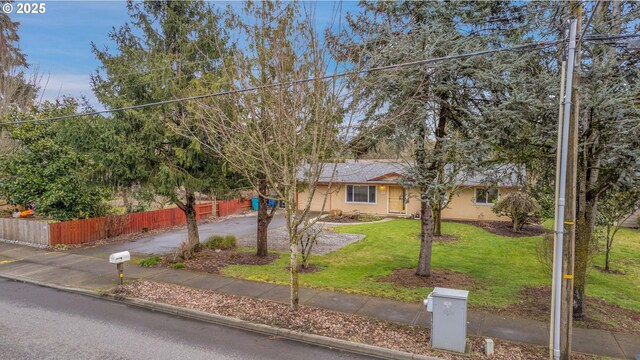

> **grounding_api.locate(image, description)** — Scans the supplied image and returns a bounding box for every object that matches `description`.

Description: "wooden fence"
[0,218,49,246]
[48,199,250,246]
[217,198,251,217]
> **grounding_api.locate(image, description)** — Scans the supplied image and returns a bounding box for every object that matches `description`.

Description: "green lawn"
[223,219,640,312]
[587,227,640,310]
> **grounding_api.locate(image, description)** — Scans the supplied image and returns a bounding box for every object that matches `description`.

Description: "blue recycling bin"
[251,197,259,211]
[267,199,276,207]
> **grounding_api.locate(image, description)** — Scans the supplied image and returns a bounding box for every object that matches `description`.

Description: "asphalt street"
[0,279,374,360]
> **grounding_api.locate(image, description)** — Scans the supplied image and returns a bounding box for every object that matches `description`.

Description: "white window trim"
[345,184,378,205]
[474,187,499,206]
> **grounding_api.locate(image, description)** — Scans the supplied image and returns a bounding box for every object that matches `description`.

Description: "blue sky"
[12,0,359,110]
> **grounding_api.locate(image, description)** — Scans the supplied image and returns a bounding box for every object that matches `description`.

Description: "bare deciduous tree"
[183,3,361,310]
[597,185,640,272]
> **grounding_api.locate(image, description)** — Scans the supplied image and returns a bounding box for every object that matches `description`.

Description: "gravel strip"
[117,280,593,360]
[237,224,365,254]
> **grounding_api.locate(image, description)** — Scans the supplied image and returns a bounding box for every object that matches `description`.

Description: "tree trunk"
[604,224,612,272]
[430,96,448,239]
[433,205,442,236]
[415,111,436,277]
[174,190,200,261]
[257,175,270,257]
[417,196,434,277]
[185,190,200,250]
[122,187,133,213]
[290,232,299,311]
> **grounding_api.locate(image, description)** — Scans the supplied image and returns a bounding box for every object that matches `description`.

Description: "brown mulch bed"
[450,220,550,238]
[317,215,383,223]
[593,265,626,275]
[176,248,279,274]
[478,286,640,336]
[115,280,595,360]
[378,269,477,290]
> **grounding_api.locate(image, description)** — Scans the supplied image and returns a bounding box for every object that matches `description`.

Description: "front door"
[388,186,405,213]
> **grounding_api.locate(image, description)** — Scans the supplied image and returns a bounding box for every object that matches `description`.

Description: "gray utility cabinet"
[424,287,469,353]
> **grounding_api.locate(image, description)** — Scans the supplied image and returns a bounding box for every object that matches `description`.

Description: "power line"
[1,40,563,126]
[584,33,640,41]
[2,34,636,126]
[577,0,600,48]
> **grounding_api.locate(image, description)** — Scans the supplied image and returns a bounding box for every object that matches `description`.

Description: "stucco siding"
[441,187,514,221]
[297,185,333,212]
[298,184,392,214]
[298,184,515,221]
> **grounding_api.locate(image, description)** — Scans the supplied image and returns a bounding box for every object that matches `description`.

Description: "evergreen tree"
[1,5,39,156]
[330,1,517,276]
[91,0,233,259]
[472,1,640,318]
[570,1,640,318]
[0,98,111,220]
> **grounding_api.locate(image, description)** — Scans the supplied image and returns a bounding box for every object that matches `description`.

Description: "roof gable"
[367,172,403,182]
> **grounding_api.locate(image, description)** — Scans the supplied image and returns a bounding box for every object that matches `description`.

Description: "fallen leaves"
[116,280,596,360]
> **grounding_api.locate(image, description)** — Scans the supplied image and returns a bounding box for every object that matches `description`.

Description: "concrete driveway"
[74,214,286,257]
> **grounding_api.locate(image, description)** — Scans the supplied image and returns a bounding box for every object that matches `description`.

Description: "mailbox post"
[109,251,131,285]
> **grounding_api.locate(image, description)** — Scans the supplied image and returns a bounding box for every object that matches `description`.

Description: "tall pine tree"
[91,0,233,259]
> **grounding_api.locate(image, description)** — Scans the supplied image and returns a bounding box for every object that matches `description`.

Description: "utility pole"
[561,3,582,359]
[551,13,578,360]
[549,60,565,360]
[561,14,579,360]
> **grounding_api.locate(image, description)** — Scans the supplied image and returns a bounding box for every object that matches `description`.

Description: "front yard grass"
[223,219,640,313]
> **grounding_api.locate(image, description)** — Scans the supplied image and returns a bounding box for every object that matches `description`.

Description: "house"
[297,160,522,221]
[621,208,640,228]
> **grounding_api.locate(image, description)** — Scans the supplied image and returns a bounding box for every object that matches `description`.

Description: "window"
[346,185,377,204]
[475,188,498,205]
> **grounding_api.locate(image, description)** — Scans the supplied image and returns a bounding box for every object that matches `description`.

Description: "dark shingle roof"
[309,160,522,187]
[316,160,407,184]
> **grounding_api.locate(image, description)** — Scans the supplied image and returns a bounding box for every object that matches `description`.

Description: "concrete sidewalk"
[0,242,637,359]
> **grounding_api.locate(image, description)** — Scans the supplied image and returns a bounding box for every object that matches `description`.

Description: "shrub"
[139,256,160,267]
[536,231,600,275]
[205,235,237,250]
[492,191,541,232]
[173,262,185,269]
[536,234,554,275]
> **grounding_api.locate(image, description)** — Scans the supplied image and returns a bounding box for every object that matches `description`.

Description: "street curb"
[0,273,440,360]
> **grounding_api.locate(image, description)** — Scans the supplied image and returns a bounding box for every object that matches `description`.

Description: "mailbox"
[109,251,131,264]
[109,251,130,285]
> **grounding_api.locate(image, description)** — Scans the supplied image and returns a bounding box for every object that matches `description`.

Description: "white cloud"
[36,73,103,110]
